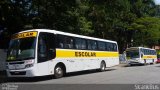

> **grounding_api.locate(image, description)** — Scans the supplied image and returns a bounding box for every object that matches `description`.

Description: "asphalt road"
[2,64,160,84]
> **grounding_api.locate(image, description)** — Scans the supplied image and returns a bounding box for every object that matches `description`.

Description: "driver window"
[38,32,55,63]
[39,37,47,57]
[38,35,47,63]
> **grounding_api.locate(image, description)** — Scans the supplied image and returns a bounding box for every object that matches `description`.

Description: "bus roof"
[17,29,117,44]
[126,47,156,51]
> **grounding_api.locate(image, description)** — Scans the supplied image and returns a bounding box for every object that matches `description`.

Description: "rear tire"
[100,61,106,72]
[152,59,154,64]
[129,64,133,66]
[54,65,64,79]
[144,59,147,65]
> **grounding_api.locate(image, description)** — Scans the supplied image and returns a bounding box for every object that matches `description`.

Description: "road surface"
[2,64,160,84]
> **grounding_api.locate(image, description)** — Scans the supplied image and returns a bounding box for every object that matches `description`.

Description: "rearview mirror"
[141,53,144,58]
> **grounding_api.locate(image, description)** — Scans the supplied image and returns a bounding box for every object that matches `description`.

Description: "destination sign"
[12,32,37,39]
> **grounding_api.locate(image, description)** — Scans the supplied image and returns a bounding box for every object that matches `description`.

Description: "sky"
[154,0,160,5]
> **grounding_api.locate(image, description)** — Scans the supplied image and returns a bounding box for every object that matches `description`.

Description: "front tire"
[54,65,64,79]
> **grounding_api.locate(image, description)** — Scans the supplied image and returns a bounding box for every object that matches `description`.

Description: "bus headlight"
[25,64,34,68]
[25,60,34,68]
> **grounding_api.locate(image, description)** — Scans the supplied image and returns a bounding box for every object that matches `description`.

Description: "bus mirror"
[141,53,144,58]
[49,49,55,53]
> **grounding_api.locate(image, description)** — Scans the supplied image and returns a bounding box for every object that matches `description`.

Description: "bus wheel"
[100,61,106,72]
[144,59,147,65]
[54,65,64,79]
[152,59,154,64]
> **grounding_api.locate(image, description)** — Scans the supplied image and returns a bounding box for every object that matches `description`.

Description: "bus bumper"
[127,60,143,65]
[6,68,38,77]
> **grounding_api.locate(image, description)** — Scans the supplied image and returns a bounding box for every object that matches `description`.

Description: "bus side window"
[152,50,154,55]
[144,49,146,55]
[75,38,82,49]
[64,36,74,49]
[92,41,97,50]
[106,43,112,51]
[113,43,117,51]
[81,39,86,49]
[87,40,92,50]
[105,42,109,51]
[57,35,64,48]
[98,41,105,51]
[87,40,97,50]
[57,35,74,49]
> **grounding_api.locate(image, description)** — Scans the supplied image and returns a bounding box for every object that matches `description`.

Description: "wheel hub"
[56,67,62,75]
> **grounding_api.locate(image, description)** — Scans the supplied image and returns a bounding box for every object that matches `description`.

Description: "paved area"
[1,64,160,84]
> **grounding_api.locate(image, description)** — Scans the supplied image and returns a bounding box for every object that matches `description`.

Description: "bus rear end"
[125,48,143,65]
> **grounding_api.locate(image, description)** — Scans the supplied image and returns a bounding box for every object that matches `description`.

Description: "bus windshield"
[7,37,36,61]
[126,50,140,59]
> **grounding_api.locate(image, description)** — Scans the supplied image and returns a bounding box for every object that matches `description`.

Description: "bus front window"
[7,37,36,61]
[126,50,140,59]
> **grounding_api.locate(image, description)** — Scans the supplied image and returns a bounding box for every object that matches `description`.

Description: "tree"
[129,17,160,47]
[0,0,159,51]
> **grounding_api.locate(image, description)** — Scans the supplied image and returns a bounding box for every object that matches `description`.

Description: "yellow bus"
[125,47,157,65]
[6,29,119,78]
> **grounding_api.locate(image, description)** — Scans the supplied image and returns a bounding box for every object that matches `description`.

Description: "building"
[152,45,160,50]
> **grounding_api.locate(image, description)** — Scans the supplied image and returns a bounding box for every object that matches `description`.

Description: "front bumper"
[6,67,37,77]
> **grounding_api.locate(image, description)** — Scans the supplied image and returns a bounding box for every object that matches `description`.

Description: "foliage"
[130,17,160,47]
[0,0,159,52]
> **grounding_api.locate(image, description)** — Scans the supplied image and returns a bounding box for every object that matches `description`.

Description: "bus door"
[37,32,55,75]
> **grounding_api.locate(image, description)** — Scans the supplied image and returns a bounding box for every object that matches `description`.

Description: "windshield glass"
[7,37,36,61]
[126,50,140,59]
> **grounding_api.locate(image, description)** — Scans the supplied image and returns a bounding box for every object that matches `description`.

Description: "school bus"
[125,47,157,65]
[6,29,119,78]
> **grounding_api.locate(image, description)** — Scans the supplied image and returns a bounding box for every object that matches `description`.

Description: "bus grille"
[10,71,26,75]
[9,62,24,65]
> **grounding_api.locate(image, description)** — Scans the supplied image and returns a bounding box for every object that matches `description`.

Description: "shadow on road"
[65,69,116,78]
[1,69,116,83]
[0,76,54,83]
[123,64,145,67]
[123,63,159,68]
[155,64,160,67]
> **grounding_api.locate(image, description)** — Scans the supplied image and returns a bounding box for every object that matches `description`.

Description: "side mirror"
[141,53,144,58]
[49,49,55,54]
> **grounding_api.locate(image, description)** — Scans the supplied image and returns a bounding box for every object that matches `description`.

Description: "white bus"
[125,47,157,65]
[6,29,119,78]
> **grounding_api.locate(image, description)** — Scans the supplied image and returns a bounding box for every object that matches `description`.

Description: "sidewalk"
[118,63,128,67]
[111,63,128,70]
